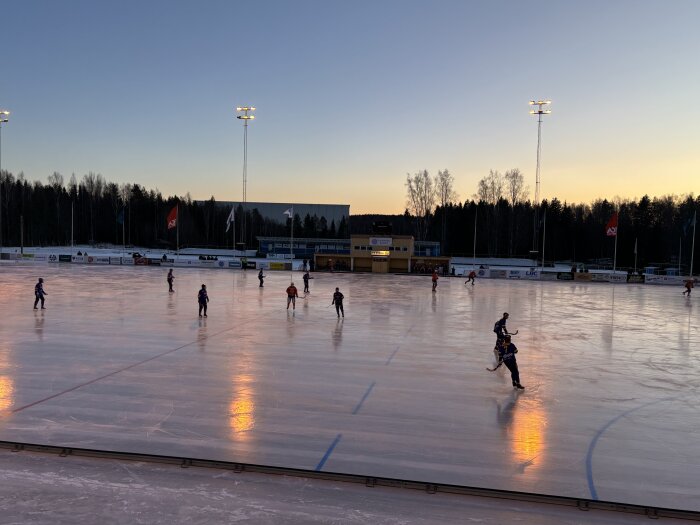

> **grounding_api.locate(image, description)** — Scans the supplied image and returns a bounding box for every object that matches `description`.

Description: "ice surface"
[0,264,698,511]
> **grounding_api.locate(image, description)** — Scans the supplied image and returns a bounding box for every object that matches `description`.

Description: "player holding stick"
[489,335,524,389]
[492,312,518,361]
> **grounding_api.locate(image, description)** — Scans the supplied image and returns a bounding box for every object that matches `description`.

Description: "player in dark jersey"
[198,284,209,317]
[493,312,512,361]
[303,271,310,294]
[332,287,344,318]
[167,269,174,293]
[258,269,265,288]
[33,278,47,309]
[497,335,524,390]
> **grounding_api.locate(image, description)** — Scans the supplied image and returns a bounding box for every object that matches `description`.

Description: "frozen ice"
[0,264,698,512]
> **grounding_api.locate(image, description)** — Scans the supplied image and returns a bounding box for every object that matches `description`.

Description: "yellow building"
[314,234,449,274]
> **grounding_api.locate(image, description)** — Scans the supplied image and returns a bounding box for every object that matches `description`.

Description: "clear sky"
[1,0,699,213]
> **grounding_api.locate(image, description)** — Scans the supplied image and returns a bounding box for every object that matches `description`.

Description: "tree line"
[403,168,698,271]
[0,171,347,250]
[0,168,697,272]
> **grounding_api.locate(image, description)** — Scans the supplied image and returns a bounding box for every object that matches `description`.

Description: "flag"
[225,207,235,232]
[167,205,178,230]
[116,208,124,225]
[634,237,637,255]
[283,207,293,218]
[683,213,697,236]
[605,212,618,237]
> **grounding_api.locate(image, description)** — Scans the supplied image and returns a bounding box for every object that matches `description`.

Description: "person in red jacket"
[682,279,694,296]
[431,270,439,292]
[286,282,299,310]
[465,270,477,285]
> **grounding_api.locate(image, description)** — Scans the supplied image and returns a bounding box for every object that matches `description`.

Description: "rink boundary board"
[2,440,699,521]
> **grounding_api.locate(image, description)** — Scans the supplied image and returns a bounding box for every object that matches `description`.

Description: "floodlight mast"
[529,100,551,256]
[236,106,255,250]
[0,109,10,254]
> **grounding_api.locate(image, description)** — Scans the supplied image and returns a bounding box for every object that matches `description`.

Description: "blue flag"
[117,208,124,225]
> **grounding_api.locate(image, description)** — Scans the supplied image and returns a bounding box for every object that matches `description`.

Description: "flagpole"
[290,206,294,279]
[541,208,547,270]
[691,210,697,277]
[679,237,682,274]
[613,226,618,273]
[634,237,637,274]
[472,206,477,269]
[176,203,180,256]
[122,206,125,259]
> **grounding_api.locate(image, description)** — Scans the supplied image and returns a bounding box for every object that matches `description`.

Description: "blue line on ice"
[315,434,342,471]
[585,396,678,500]
[352,382,376,414]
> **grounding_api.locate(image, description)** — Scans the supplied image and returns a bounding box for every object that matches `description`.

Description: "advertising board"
[644,275,687,285]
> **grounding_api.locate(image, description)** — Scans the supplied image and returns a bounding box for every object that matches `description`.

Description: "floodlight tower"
[236,106,255,250]
[529,99,551,254]
[0,109,9,254]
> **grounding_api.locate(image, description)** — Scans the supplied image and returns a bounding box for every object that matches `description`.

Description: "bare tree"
[405,170,435,241]
[504,168,528,256]
[435,169,458,249]
[475,170,504,205]
[504,169,528,207]
[474,170,505,255]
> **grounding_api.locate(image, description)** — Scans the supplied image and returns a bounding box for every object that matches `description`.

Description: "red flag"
[605,212,618,237]
[167,205,178,230]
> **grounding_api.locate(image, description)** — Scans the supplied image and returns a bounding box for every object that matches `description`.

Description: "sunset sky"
[1,0,699,213]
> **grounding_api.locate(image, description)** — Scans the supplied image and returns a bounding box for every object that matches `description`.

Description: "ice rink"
[0,264,698,514]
